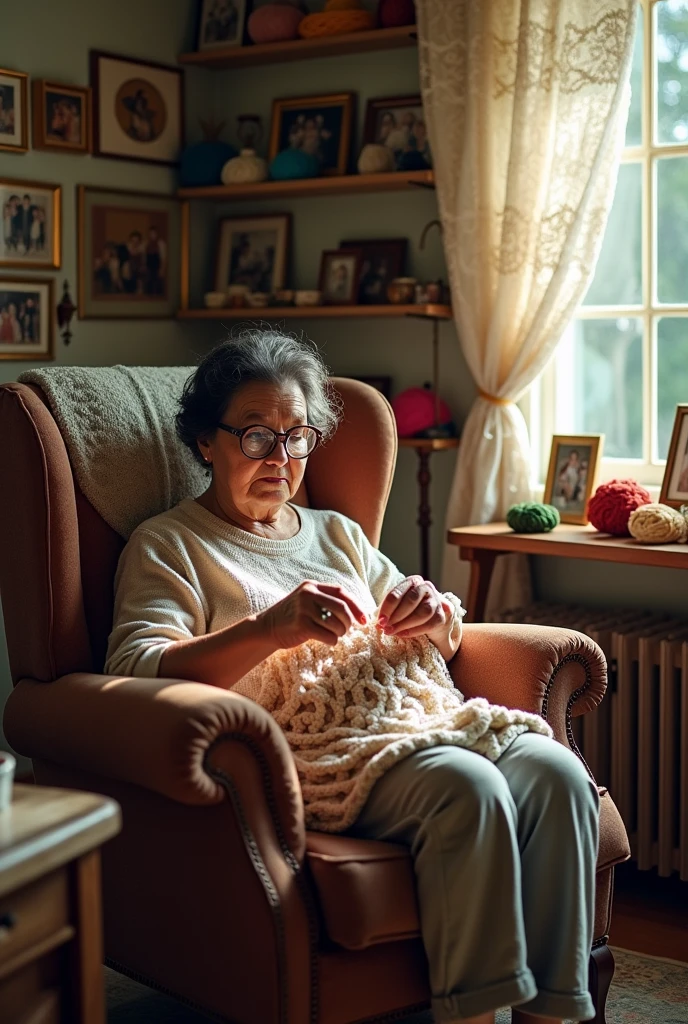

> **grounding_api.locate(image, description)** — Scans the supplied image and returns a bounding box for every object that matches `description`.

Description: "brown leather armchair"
[0,375,630,1024]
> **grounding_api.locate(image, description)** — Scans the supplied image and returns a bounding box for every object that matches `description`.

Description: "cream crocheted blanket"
[256,623,554,832]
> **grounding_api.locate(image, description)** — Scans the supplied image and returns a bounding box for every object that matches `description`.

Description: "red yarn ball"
[587,479,652,536]
[391,386,451,437]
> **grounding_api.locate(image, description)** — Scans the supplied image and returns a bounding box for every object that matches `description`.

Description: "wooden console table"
[447,522,688,621]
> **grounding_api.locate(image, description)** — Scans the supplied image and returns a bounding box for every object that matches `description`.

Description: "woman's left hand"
[376,575,451,642]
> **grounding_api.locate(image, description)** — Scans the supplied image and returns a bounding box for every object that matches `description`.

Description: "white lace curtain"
[416,0,638,614]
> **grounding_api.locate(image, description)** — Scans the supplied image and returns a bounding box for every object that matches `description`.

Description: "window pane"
[583,163,642,306]
[656,0,688,144]
[656,317,688,458]
[626,5,643,146]
[564,319,643,459]
[656,155,688,302]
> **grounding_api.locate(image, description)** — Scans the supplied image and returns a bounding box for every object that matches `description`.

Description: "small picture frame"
[196,0,249,51]
[339,237,407,304]
[319,248,363,306]
[363,95,431,171]
[32,80,91,154]
[269,93,355,176]
[0,178,61,270]
[90,50,184,166]
[215,213,290,294]
[543,434,604,525]
[0,68,28,153]
[659,405,688,509]
[0,277,54,361]
[77,185,181,319]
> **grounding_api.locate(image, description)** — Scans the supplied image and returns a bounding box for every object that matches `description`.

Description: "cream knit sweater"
[106,499,553,831]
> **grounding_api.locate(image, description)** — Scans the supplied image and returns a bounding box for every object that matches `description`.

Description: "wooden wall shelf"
[177,170,434,201]
[178,303,452,321]
[178,25,417,70]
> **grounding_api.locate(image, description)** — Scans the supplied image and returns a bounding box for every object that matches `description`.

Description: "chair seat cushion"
[306,786,630,951]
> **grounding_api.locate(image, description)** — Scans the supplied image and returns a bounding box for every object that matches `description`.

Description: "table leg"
[415,448,432,580]
[461,547,498,621]
[69,850,106,1024]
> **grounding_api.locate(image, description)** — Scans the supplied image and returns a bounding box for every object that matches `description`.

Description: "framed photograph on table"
[90,50,184,165]
[269,93,355,176]
[659,405,688,509]
[543,434,604,525]
[214,213,290,295]
[0,178,61,270]
[195,0,249,51]
[32,80,90,153]
[0,277,54,361]
[364,95,431,171]
[319,248,363,306]
[0,68,28,153]
[340,237,407,304]
[77,185,181,319]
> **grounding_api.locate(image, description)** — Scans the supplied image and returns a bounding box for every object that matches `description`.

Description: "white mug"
[0,752,16,811]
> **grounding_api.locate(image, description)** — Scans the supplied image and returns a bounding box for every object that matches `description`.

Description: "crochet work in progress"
[255,623,554,832]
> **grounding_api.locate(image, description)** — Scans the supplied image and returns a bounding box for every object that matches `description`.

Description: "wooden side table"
[400,437,460,579]
[0,783,121,1024]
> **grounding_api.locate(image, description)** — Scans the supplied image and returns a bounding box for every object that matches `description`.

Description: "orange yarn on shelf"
[587,479,652,536]
[298,9,375,37]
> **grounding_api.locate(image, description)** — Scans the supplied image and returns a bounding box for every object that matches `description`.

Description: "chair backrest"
[0,375,397,684]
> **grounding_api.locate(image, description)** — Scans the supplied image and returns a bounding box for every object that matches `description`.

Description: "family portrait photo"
[0,181,59,269]
[341,238,407,304]
[0,279,52,360]
[544,435,603,524]
[197,0,247,50]
[91,206,169,298]
[319,249,362,306]
[365,96,432,171]
[0,70,27,152]
[78,186,180,319]
[32,81,90,153]
[270,94,354,175]
[660,405,688,507]
[215,215,290,296]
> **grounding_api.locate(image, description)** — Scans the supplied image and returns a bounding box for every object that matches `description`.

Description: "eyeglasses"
[217,422,322,460]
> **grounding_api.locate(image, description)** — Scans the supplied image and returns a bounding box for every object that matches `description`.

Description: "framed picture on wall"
[0,178,61,270]
[363,95,431,171]
[77,185,181,319]
[195,0,249,51]
[214,214,290,295]
[269,93,355,176]
[543,434,604,525]
[0,68,28,153]
[32,80,91,154]
[0,277,54,361]
[339,237,407,304]
[659,405,688,509]
[90,50,184,165]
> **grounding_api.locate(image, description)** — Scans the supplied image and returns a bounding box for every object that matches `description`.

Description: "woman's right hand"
[259,580,368,650]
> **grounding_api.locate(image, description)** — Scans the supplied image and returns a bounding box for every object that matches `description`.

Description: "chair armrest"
[3,672,306,861]
[449,623,607,747]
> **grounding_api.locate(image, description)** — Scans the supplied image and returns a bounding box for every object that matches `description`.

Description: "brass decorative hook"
[419,218,442,249]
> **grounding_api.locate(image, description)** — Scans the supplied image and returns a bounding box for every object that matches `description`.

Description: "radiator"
[495,603,688,880]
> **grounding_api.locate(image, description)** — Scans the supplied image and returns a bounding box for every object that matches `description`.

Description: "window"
[534,0,688,488]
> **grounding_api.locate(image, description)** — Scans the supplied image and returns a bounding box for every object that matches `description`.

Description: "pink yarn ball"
[247,4,304,44]
[391,387,451,438]
[587,479,652,536]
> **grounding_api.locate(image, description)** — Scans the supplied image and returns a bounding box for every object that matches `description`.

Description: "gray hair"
[176,326,342,466]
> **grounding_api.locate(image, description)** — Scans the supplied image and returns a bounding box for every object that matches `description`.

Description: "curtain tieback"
[477,388,512,407]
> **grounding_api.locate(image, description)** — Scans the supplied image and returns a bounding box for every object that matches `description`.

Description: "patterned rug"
[105,947,688,1023]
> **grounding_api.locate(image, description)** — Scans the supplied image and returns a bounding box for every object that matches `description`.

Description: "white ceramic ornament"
[357,143,395,174]
[222,148,269,185]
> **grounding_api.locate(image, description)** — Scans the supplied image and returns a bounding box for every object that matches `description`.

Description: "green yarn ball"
[506,502,560,533]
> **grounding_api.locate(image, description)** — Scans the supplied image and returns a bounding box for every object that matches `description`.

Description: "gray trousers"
[345,732,599,1023]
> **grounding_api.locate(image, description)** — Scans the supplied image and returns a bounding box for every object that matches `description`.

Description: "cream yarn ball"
[357,143,395,173]
[628,502,688,544]
[221,149,268,185]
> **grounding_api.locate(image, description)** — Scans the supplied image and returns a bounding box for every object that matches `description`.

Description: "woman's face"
[199,379,310,519]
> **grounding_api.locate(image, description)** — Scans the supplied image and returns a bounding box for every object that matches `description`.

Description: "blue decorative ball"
[269,148,320,181]
[180,140,238,187]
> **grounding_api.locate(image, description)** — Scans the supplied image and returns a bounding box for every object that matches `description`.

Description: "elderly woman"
[105,330,599,1024]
